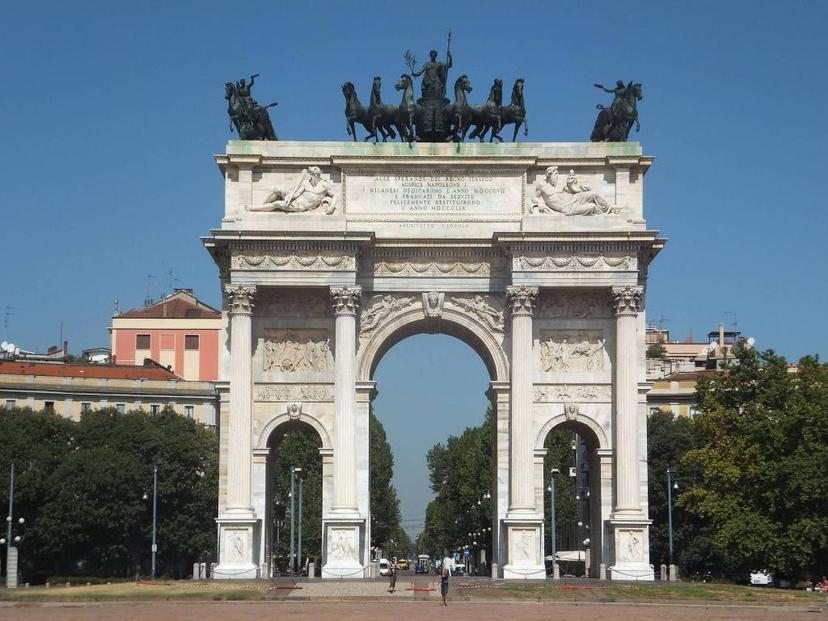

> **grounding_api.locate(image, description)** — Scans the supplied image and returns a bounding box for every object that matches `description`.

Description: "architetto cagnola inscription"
[204,140,665,580]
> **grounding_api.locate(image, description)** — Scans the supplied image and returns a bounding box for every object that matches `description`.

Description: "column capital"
[506,285,539,316]
[610,286,643,316]
[224,284,257,314]
[330,286,362,316]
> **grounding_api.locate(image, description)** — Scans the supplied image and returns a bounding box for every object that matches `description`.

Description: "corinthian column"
[330,286,361,513]
[506,285,538,513]
[225,284,256,512]
[611,285,644,515]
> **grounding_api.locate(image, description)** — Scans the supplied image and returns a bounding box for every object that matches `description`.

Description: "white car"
[750,570,773,586]
[378,558,390,576]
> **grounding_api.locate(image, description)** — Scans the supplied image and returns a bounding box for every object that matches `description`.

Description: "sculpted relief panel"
[539,329,606,372]
[263,329,332,373]
[537,291,611,318]
[255,384,334,402]
[534,384,611,402]
[359,294,418,338]
[257,289,330,318]
[448,295,505,332]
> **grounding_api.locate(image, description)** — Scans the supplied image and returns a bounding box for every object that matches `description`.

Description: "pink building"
[110,289,221,381]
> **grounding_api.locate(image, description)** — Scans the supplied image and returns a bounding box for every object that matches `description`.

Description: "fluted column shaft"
[225,285,256,511]
[612,286,644,514]
[507,285,538,512]
[331,287,361,512]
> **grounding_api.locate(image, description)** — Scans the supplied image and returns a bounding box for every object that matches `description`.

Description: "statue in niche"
[452,295,503,332]
[246,166,337,214]
[532,166,614,216]
[264,331,331,372]
[360,295,416,334]
[540,330,605,372]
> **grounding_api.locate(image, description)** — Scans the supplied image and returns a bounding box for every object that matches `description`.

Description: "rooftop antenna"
[723,310,738,330]
[166,267,179,296]
[113,299,120,315]
[656,314,669,330]
[3,305,14,334]
[145,274,156,306]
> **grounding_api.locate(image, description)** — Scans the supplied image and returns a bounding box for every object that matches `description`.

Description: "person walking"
[388,563,397,593]
[440,566,449,606]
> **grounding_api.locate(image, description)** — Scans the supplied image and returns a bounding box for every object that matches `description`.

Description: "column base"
[608,516,653,581]
[321,518,366,579]
[213,516,260,580]
[502,518,546,580]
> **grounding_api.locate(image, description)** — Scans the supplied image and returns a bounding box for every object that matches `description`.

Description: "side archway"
[256,410,332,451]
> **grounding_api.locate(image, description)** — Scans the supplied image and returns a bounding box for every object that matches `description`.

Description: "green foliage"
[0,406,218,580]
[419,406,493,556]
[647,342,667,359]
[369,407,402,550]
[680,349,828,580]
[542,429,578,554]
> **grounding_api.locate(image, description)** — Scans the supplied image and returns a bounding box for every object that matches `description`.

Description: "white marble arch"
[535,416,612,578]
[252,413,333,579]
[356,303,509,383]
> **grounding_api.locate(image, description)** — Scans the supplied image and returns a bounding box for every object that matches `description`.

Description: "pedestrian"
[440,566,449,606]
[388,563,397,593]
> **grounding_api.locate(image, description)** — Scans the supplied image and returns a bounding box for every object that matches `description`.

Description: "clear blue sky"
[2,1,827,536]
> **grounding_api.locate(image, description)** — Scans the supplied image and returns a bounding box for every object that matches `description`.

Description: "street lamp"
[149,464,158,579]
[297,475,304,575]
[3,464,25,589]
[547,468,560,580]
[289,466,302,574]
[667,468,679,567]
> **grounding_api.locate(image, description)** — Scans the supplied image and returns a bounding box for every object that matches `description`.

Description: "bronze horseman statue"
[590,80,643,142]
[225,74,279,141]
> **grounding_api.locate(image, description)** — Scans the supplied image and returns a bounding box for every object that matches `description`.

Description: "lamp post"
[667,468,678,568]
[547,468,560,579]
[2,463,25,589]
[143,464,159,579]
[297,476,304,575]
[289,466,302,574]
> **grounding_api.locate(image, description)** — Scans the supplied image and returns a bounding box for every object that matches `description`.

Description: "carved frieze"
[534,384,611,402]
[255,384,334,402]
[515,255,633,271]
[360,294,417,336]
[257,289,329,318]
[537,291,611,319]
[539,329,606,372]
[369,259,503,277]
[263,329,332,373]
[448,294,504,332]
[232,254,355,271]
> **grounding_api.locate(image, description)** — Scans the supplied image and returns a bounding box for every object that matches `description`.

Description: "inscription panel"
[344,168,523,220]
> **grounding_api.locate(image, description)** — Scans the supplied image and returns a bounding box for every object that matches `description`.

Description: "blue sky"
[2,1,827,536]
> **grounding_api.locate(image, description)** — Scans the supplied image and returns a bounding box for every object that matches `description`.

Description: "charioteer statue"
[404,32,454,141]
[590,80,643,142]
[225,73,279,141]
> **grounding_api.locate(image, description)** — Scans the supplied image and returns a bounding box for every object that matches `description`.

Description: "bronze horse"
[342,81,394,142]
[394,74,419,142]
[368,76,400,142]
[499,79,528,142]
[467,79,503,142]
[591,82,643,142]
[447,74,473,142]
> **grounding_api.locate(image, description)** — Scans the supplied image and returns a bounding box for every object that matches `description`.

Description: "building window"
[116,403,126,414]
[185,335,200,350]
[150,404,161,415]
[185,405,194,419]
[44,401,54,411]
[4,399,15,409]
[649,406,661,416]
[689,406,699,418]
[136,334,151,349]
[81,402,92,413]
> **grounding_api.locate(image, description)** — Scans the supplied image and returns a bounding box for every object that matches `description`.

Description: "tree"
[680,348,828,581]
[542,429,578,557]
[369,407,405,553]
[647,342,667,359]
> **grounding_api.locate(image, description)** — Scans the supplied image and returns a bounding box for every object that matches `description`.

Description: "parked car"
[379,558,391,576]
[750,570,773,586]
[395,559,409,570]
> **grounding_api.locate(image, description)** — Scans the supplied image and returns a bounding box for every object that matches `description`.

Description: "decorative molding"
[537,291,611,319]
[539,330,606,372]
[515,255,632,271]
[224,285,257,314]
[611,285,644,316]
[534,384,611,402]
[506,285,539,316]
[564,402,580,422]
[448,294,505,332]
[370,260,498,277]
[232,254,355,271]
[422,292,445,318]
[286,402,303,419]
[263,329,332,372]
[359,294,417,336]
[255,384,334,402]
[330,286,362,315]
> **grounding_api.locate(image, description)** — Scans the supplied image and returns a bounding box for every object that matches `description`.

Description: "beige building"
[0,359,217,426]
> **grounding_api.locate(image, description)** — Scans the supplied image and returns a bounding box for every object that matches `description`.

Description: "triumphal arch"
[204,140,663,580]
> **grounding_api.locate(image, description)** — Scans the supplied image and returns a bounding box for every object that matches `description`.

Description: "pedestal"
[213,517,259,579]
[608,518,653,580]
[502,519,545,580]
[321,519,366,579]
